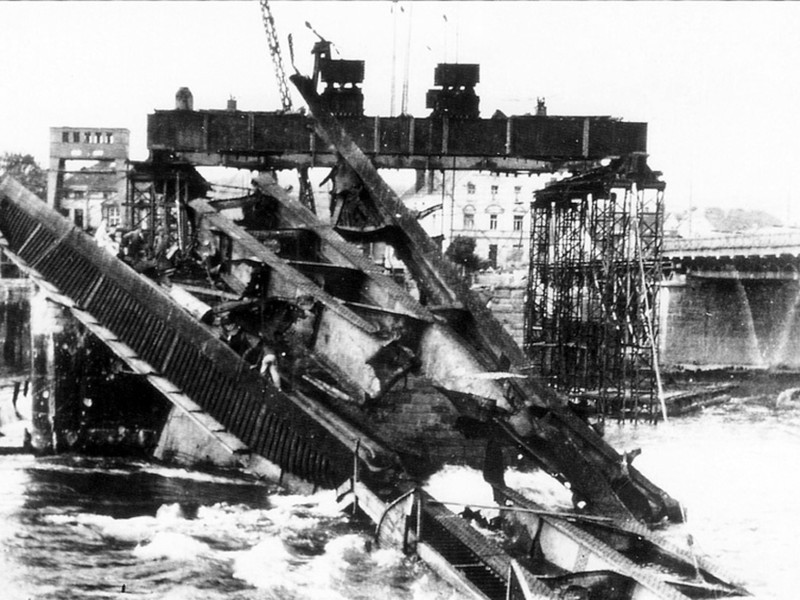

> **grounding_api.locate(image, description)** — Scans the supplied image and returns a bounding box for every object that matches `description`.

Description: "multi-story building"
[402,170,557,269]
[47,127,129,231]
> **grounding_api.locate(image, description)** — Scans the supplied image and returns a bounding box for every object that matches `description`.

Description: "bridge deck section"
[0,176,364,487]
[664,232,800,260]
[148,109,647,172]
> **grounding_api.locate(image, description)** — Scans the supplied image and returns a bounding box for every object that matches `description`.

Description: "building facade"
[402,170,558,270]
[47,127,129,232]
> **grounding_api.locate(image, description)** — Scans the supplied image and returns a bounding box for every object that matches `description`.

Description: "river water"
[0,381,798,600]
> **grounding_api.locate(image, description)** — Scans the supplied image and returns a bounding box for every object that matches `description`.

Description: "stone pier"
[472,271,527,348]
[660,274,800,369]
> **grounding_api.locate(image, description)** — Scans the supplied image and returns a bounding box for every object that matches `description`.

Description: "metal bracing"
[524,159,665,421]
[125,162,210,259]
[524,203,554,385]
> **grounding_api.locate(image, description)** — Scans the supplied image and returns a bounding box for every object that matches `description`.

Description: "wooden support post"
[415,487,423,548]
[352,438,360,517]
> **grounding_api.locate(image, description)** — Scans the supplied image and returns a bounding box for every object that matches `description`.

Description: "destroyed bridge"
[0,56,747,600]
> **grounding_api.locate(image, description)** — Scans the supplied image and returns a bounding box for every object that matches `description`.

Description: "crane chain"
[259,0,293,112]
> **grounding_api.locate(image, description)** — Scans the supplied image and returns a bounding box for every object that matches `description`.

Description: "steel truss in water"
[524,155,666,422]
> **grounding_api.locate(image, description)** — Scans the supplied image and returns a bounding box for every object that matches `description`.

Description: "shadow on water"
[22,456,277,518]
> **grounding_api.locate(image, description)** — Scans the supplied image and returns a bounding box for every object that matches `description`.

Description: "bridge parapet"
[664,232,800,259]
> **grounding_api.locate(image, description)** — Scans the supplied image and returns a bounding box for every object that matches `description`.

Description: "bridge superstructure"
[146,59,664,418]
[664,230,800,263]
[147,108,646,174]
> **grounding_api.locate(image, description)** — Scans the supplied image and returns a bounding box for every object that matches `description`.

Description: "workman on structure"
[258,342,282,391]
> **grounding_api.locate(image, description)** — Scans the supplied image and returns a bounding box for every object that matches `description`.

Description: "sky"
[2,1,800,219]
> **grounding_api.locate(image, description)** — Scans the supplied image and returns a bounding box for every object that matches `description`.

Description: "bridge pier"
[661,273,800,369]
[27,285,173,455]
[0,277,31,377]
[29,288,67,453]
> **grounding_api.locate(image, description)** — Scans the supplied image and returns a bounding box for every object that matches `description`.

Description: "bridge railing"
[664,231,800,256]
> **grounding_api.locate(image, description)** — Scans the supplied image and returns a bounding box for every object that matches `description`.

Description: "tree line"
[0,153,47,198]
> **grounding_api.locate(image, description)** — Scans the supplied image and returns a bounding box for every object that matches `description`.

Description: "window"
[104,205,121,228]
[514,185,522,202]
[491,184,498,197]
[488,244,498,269]
[489,214,498,230]
[463,204,476,230]
[467,182,476,195]
[93,132,102,144]
[105,132,114,144]
[513,215,524,231]
[73,132,80,143]
[84,132,92,143]
[62,132,70,143]
[73,208,84,229]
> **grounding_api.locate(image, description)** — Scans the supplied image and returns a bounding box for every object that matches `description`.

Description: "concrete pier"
[29,288,65,453]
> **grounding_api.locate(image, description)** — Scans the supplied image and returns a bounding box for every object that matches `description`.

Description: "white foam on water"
[27,461,136,477]
[268,489,342,518]
[504,467,574,510]
[231,535,309,594]
[45,512,159,543]
[138,463,271,487]
[231,521,456,600]
[309,533,371,575]
[290,534,408,600]
[194,502,277,547]
[155,502,186,523]
[262,490,346,542]
[408,573,467,600]
[44,503,194,546]
[133,531,211,561]
[424,464,496,508]
[229,492,360,596]
[422,463,574,523]
[371,546,406,569]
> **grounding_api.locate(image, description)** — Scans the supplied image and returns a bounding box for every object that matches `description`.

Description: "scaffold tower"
[524,154,666,421]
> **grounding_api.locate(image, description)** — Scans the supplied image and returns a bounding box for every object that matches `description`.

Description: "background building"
[402,170,558,270]
[47,127,129,231]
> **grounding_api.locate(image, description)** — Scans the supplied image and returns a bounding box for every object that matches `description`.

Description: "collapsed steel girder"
[288,73,682,523]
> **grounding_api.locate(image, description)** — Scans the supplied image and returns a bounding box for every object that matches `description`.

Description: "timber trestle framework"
[524,155,666,421]
[0,176,359,486]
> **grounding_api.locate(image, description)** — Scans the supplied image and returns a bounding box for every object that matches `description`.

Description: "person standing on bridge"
[257,340,282,391]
